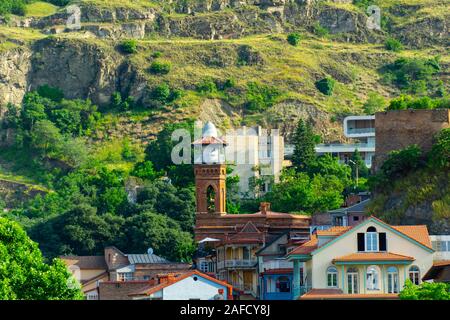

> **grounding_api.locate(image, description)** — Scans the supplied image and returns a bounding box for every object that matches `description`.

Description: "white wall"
[159,275,229,300]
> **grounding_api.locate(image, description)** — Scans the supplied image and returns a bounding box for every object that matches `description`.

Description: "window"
[347,268,359,294]
[334,216,343,226]
[409,266,420,285]
[353,216,359,222]
[200,261,214,273]
[365,226,378,252]
[366,266,380,291]
[86,291,98,300]
[387,267,399,293]
[117,272,133,281]
[243,247,250,260]
[327,266,338,288]
[276,276,291,293]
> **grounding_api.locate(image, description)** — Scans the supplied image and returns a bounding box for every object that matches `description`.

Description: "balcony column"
[292,259,301,300]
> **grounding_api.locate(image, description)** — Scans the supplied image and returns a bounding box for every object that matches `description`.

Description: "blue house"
[256,233,308,300]
[260,269,294,300]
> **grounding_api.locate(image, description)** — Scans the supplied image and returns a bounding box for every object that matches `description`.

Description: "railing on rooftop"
[347,128,375,135]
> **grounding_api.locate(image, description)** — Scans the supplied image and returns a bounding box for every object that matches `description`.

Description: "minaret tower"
[192,122,227,215]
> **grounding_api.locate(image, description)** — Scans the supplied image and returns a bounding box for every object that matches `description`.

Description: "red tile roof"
[316,226,352,236]
[260,268,293,275]
[332,252,414,263]
[391,225,432,249]
[288,234,318,255]
[289,216,432,257]
[432,260,450,267]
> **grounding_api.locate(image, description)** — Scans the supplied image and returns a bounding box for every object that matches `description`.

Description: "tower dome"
[202,122,218,138]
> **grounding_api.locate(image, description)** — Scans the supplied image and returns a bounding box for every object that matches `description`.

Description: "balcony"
[347,128,375,135]
[217,259,258,269]
[262,260,293,271]
[315,143,375,154]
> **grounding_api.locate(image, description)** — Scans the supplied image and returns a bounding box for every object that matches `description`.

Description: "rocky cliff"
[0,0,448,141]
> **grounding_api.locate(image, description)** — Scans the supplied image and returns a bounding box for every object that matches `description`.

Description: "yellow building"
[288,216,434,299]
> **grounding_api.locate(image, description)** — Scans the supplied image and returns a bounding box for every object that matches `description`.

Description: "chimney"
[260,202,271,215]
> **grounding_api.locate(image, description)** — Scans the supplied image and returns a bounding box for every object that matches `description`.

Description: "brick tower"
[192,122,227,214]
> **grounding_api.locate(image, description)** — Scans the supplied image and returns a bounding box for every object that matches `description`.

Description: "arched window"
[366,265,380,290]
[409,266,420,285]
[206,185,216,213]
[387,267,399,293]
[327,266,338,287]
[347,268,359,294]
[365,226,378,252]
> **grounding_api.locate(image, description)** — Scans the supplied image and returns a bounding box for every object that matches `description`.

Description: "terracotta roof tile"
[332,252,414,263]
[288,234,318,255]
[391,225,432,249]
[316,226,352,236]
[432,260,450,267]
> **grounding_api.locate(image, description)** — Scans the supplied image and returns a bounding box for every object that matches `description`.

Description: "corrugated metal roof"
[126,254,170,264]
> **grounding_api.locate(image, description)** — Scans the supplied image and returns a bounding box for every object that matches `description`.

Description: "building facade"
[62,246,191,300]
[193,122,311,298]
[285,115,375,168]
[288,216,434,299]
[224,125,284,198]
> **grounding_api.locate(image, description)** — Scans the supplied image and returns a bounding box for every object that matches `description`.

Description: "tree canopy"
[0,217,84,300]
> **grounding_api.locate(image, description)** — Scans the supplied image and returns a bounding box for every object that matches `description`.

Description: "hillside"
[0,0,448,144]
[0,0,447,261]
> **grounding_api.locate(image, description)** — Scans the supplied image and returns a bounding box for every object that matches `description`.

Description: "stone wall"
[373,109,450,172]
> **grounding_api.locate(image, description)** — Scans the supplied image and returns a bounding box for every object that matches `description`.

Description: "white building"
[128,270,233,300]
[430,235,450,261]
[195,122,285,198]
[285,115,376,168]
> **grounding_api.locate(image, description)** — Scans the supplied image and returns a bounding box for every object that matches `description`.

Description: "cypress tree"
[292,119,316,171]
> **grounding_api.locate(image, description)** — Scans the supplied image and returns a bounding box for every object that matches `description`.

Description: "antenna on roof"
[147,248,154,255]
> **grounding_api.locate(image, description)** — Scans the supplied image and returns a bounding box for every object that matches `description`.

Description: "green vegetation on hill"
[368,128,450,233]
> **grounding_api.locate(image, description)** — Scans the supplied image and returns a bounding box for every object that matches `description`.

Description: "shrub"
[37,85,64,102]
[196,78,217,94]
[382,57,441,93]
[287,32,302,46]
[315,77,336,96]
[244,82,281,113]
[384,37,403,52]
[149,61,172,75]
[380,145,423,179]
[312,22,329,37]
[120,39,138,54]
[363,92,386,114]
[151,83,171,103]
[387,95,450,111]
[151,51,162,58]
[428,128,450,169]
